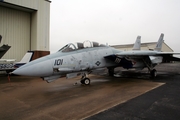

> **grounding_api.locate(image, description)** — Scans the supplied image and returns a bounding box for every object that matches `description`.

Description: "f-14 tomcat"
[12,33,180,85]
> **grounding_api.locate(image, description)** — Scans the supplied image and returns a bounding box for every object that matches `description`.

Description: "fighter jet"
[12,33,180,85]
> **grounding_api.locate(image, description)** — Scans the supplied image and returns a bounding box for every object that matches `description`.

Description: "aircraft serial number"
[54,59,63,66]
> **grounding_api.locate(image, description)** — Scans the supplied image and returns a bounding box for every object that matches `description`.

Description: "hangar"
[111,41,173,52]
[0,0,51,61]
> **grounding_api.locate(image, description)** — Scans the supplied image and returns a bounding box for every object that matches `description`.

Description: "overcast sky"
[50,0,180,53]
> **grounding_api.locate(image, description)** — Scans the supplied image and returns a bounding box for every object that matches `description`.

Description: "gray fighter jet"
[12,33,180,85]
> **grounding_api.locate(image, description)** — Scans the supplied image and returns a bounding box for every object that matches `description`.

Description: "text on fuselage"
[54,59,63,66]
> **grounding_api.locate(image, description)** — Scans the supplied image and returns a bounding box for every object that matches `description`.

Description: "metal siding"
[0,0,50,62]
[0,6,30,61]
[3,0,38,9]
[162,43,173,52]
[147,44,172,52]
[36,0,50,51]
[26,0,50,51]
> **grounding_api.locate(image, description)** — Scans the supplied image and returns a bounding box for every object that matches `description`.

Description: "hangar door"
[0,6,30,61]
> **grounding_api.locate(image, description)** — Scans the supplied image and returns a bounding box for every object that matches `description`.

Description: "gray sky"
[50,0,180,53]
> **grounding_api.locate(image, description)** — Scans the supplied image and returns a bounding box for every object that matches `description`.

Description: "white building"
[0,0,51,61]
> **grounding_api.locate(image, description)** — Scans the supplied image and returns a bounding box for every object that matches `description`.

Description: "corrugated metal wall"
[0,0,51,62]
[2,0,51,51]
[0,6,30,61]
[4,0,38,10]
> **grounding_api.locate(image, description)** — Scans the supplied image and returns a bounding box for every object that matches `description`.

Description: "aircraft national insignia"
[95,61,101,66]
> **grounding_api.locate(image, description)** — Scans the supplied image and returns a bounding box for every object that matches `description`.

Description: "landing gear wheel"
[80,78,90,85]
[150,69,157,78]
[84,78,90,85]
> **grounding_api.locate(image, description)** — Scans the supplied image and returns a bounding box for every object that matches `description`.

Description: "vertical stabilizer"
[0,45,11,59]
[14,51,34,68]
[19,52,33,63]
[132,36,141,50]
[154,33,164,52]
[0,35,11,58]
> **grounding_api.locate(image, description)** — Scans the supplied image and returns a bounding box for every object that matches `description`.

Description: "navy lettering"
[54,59,63,66]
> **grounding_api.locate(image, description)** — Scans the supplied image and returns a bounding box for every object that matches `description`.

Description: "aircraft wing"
[115,51,180,56]
[109,51,180,61]
[115,51,156,56]
[155,52,180,61]
[105,51,180,69]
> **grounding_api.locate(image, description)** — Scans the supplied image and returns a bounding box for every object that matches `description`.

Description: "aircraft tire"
[80,78,90,85]
[150,69,157,78]
[84,78,90,85]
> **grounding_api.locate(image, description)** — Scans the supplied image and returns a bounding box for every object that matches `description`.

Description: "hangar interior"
[0,0,51,61]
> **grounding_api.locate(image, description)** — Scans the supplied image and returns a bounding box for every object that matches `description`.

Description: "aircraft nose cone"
[12,58,53,77]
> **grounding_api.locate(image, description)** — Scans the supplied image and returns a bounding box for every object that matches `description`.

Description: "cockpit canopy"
[58,40,107,52]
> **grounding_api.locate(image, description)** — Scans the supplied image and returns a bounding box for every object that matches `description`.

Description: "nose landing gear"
[80,73,91,85]
[81,78,90,85]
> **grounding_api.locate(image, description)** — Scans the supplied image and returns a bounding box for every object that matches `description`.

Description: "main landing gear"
[80,73,90,85]
[142,58,157,78]
[108,67,114,77]
[146,66,157,78]
[150,69,157,78]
